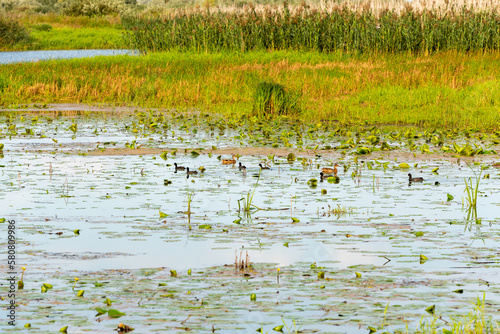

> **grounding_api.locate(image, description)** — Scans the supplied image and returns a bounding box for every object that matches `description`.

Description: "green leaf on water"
[273,325,284,332]
[77,290,85,297]
[355,272,362,278]
[107,309,125,318]
[291,217,300,223]
[59,326,68,333]
[432,167,439,173]
[250,293,257,301]
[0,218,5,223]
[68,123,77,133]
[399,163,410,168]
[233,218,242,224]
[159,210,168,219]
[73,229,80,235]
[105,297,112,306]
[160,151,168,160]
[447,193,454,201]
[420,254,428,261]
[318,271,325,279]
[94,281,103,287]
[414,231,424,237]
[283,242,289,247]
[42,283,53,289]
[425,304,435,315]
[187,269,192,275]
[95,308,107,316]
[453,289,464,294]
[170,270,177,277]
[368,326,377,333]
[24,323,31,328]
[198,224,212,229]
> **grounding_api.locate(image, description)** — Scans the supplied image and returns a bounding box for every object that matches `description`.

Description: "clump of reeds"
[253,81,300,117]
[122,1,500,54]
[235,249,250,271]
[0,14,31,47]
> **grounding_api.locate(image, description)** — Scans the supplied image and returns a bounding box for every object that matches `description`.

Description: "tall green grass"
[1,50,500,131]
[122,4,500,54]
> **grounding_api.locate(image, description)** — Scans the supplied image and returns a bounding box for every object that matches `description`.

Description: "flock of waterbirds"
[173,155,429,183]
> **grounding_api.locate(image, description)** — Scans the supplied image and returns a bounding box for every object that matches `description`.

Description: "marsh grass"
[464,163,483,221]
[2,51,500,131]
[0,14,31,47]
[122,3,500,54]
[416,294,499,334]
[253,81,300,117]
[238,171,261,213]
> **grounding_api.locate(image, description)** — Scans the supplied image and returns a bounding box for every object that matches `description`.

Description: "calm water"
[0,49,135,64]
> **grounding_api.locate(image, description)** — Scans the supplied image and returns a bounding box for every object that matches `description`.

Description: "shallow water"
[0,49,135,64]
[1,112,500,333]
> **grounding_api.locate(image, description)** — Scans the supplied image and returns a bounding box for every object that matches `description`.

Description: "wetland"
[1,107,500,333]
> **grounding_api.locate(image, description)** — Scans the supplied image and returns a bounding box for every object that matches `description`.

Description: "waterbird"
[222,155,237,165]
[259,163,270,170]
[408,173,424,182]
[186,167,198,175]
[320,172,339,183]
[174,162,185,171]
[238,162,246,171]
[322,163,339,176]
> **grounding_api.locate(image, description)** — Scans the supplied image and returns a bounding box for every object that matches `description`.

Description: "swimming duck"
[322,163,339,176]
[259,163,270,170]
[320,172,340,183]
[174,162,185,171]
[186,167,198,175]
[222,155,237,165]
[319,172,326,182]
[408,173,423,182]
[238,162,246,171]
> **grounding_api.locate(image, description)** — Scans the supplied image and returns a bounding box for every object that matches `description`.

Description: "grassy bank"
[0,13,124,51]
[1,50,500,132]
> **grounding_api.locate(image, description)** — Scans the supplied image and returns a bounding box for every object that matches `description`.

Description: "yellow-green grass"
[23,27,124,50]
[1,13,124,51]
[1,50,500,132]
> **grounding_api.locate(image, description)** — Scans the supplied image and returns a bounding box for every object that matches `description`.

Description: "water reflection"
[0,49,136,64]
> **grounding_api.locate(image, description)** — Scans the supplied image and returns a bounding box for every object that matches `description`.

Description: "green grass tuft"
[253,81,300,117]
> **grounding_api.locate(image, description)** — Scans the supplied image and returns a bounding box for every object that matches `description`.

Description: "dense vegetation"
[0,14,31,47]
[123,4,500,54]
[1,51,500,131]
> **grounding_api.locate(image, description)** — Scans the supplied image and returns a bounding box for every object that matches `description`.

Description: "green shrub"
[31,23,53,31]
[33,0,60,14]
[0,15,31,46]
[59,0,126,17]
[253,81,300,117]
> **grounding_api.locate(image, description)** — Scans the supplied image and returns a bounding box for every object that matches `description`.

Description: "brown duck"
[222,155,237,165]
[408,173,423,182]
[322,163,339,176]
